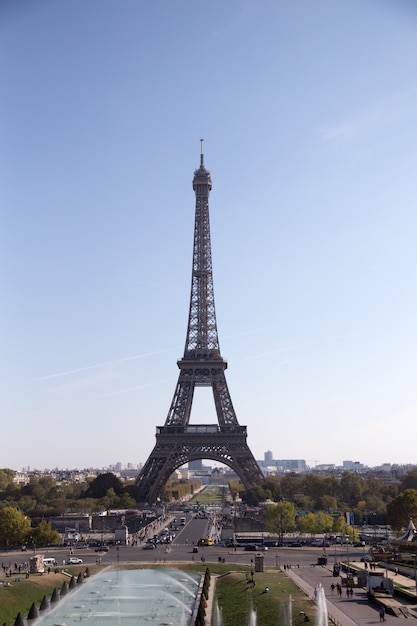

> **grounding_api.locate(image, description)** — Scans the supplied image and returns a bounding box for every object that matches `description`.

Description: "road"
[0,514,366,570]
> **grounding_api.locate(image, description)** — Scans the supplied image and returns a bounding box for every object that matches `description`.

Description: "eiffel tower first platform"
[135,143,264,504]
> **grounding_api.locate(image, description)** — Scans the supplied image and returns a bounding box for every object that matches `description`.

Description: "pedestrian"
[379,607,386,622]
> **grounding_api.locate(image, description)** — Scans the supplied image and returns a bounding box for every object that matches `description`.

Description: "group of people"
[330,582,353,598]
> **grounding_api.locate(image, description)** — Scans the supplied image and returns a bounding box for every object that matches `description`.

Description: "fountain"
[316,584,328,626]
[247,595,257,626]
[213,598,223,626]
[288,593,293,626]
[34,568,200,625]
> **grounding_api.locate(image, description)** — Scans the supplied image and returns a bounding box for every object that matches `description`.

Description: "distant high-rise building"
[343,460,364,471]
[189,459,203,470]
[264,450,273,463]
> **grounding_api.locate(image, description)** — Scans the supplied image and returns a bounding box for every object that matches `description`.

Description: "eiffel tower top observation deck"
[135,143,264,504]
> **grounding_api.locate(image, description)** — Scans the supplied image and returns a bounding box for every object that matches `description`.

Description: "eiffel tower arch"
[135,143,264,504]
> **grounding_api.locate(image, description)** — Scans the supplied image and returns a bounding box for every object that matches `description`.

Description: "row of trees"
[0,469,203,520]
[230,467,417,531]
[265,495,417,539]
[0,470,137,518]
[265,501,355,541]
[1,467,417,543]
[0,507,60,548]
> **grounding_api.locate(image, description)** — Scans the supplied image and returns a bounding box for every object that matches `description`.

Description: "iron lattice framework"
[135,145,264,504]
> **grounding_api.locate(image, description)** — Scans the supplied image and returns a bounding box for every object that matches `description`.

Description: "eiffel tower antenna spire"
[135,144,264,504]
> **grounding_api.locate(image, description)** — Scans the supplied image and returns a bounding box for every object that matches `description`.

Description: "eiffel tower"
[135,142,264,504]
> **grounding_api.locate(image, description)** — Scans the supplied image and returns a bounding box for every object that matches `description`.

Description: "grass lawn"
[215,568,318,626]
[0,566,100,625]
[189,486,225,505]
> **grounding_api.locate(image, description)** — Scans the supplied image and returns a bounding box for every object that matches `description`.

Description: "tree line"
[1,467,417,547]
[230,467,417,530]
[0,469,201,547]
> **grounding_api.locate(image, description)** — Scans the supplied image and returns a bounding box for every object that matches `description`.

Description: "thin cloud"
[32,349,180,382]
[31,328,268,383]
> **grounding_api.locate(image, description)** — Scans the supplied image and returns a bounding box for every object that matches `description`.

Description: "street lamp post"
[412,554,417,595]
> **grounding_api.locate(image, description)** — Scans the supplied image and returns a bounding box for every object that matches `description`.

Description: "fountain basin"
[34,568,201,625]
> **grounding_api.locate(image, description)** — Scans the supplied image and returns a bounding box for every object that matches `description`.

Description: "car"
[67,557,83,564]
[95,545,109,552]
[192,547,199,553]
[142,543,156,550]
[360,555,373,562]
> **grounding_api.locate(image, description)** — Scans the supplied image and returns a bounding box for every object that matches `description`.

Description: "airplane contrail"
[32,348,180,382]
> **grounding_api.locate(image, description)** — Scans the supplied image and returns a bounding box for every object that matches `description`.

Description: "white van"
[43,557,57,566]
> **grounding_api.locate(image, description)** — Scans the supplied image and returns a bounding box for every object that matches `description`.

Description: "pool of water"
[35,568,201,625]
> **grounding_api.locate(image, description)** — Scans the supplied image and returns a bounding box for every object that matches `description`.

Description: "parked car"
[67,557,83,565]
[95,545,109,552]
[142,543,156,550]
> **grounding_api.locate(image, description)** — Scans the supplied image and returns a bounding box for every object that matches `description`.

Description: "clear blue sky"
[2,0,417,472]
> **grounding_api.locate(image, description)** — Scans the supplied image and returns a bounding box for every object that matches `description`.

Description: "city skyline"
[2,2,417,471]
[14,455,417,477]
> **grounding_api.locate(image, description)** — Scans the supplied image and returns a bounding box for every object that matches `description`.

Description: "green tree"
[387,489,417,530]
[32,520,60,546]
[400,469,417,492]
[298,512,333,535]
[321,495,337,512]
[263,476,282,501]
[84,473,123,499]
[0,468,15,492]
[280,474,303,500]
[266,501,297,541]
[298,512,319,536]
[333,515,355,541]
[242,485,268,506]
[0,507,31,547]
[316,511,334,533]
[339,472,364,507]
